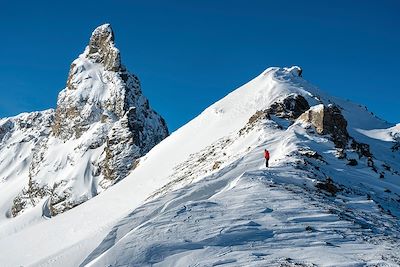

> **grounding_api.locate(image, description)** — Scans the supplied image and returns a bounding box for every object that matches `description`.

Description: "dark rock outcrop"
[0,120,13,143]
[266,94,310,120]
[315,177,340,196]
[392,131,400,152]
[393,143,400,152]
[350,139,372,158]
[240,94,310,135]
[347,159,358,166]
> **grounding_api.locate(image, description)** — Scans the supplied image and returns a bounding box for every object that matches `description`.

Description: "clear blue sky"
[0,1,399,131]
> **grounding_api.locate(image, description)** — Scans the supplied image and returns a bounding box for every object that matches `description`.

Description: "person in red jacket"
[264,149,270,167]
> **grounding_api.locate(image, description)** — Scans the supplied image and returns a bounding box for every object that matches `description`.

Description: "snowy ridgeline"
[75,67,400,266]
[0,25,400,266]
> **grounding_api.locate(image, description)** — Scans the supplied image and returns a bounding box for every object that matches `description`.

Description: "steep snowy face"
[0,24,168,220]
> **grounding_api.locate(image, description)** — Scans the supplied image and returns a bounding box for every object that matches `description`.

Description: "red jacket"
[264,150,270,159]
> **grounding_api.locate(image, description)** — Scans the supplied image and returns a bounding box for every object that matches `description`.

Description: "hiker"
[264,149,270,167]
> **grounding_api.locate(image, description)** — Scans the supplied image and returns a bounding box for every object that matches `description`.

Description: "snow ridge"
[77,66,400,266]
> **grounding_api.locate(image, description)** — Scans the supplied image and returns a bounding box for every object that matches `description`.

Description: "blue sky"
[0,1,399,131]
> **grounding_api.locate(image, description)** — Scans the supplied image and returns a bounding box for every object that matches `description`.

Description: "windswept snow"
[0,66,399,266]
[356,124,400,142]
[78,110,399,266]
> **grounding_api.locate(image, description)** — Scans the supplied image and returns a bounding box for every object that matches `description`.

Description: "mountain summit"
[0,24,168,220]
[86,23,121,71]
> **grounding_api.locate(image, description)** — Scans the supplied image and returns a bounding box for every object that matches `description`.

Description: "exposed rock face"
[393,142,400,152]
[392,133,400,152]
[239,94,309,135]
[87,24,121,71]
[53,24,140,141]
[266,94,310,120]
[350,139,372,158]
[6,24,169,217]
[297,104,349,148]
[315,177,340,196]
[0,120,14,142]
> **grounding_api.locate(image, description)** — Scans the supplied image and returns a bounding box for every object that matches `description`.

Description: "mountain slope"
[76,67,400,266]
[0,61,399,265]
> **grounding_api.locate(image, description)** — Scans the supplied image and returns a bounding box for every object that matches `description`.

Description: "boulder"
[297,104,349,148]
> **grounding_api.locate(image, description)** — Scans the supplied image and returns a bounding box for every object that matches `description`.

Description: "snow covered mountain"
[0,25,400,266]
[72,67,400,267]
[0,24,168,224]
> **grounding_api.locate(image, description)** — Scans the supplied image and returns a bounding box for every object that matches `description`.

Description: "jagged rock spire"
[86,23,121,71]
[54,23,135,139]
[9,24,169,217]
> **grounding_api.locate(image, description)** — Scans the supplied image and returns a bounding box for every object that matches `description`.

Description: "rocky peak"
[86,23,121,72]
[9,24,169,218]
[90,23,115,46]
[54,23,149,140]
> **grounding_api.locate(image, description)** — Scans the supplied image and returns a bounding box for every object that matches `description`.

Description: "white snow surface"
[0,66,399,266]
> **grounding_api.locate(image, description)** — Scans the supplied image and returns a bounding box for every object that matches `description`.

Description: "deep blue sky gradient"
[0,0,399,131]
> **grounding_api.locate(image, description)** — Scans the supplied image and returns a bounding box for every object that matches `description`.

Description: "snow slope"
[1,66,399,266]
